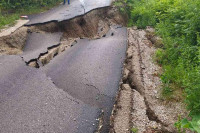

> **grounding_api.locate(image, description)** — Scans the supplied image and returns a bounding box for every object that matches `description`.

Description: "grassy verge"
[0,0,63,29]
[115,0,200,132]
[0,13,19,29]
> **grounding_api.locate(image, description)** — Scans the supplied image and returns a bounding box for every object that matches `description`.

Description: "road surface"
[0,56,101,133]
[43,26,127,132]
[0,26,127,132]
[26,0,112,25]
[0,0,128,132]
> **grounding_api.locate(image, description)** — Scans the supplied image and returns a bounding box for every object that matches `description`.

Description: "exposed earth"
[111,27,190,133]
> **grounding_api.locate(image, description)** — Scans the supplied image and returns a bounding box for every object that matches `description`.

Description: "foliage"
[0,12,19,29]
[124,0,200,132]
[175,115,200,133]
[114,0,134,26]
[131,127,138,133]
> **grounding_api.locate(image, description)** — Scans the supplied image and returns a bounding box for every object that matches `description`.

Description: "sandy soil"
[0,26,28,55]
[0,20,29,55]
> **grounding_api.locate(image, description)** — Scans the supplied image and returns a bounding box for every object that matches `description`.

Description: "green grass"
[0,0,62,29]
[0,13,19,29]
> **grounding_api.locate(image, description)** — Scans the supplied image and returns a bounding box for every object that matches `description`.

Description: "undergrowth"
[115,0,200,132]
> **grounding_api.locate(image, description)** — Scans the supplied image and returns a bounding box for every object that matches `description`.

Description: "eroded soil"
[111,27,190,133]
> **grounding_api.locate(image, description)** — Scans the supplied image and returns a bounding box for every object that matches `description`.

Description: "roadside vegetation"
[115,0,200,132]
[0,0,62,29]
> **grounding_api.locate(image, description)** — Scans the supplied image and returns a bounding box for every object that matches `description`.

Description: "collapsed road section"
[42,26,127,132]
[0,26,127,133]
[0,2,127,132]
[26,0,112,25]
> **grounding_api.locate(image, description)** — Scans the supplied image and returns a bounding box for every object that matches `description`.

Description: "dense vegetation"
[0,0,62,29]
[115,0,200,132]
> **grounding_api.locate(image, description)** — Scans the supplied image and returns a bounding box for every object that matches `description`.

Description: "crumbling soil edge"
[110,27,189,133]
[0,5,125,57]
[109,34,133,133]
[24,6,125,68]
[25,6,111,27]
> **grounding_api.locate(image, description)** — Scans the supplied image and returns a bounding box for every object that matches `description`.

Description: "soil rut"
[111,27,189,133]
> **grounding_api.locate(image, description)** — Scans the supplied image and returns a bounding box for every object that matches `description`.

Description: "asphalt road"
[43,26,127,132]
[26,0,112,25]
[0,26,127,133]
[0,55,101,133]
[0,0,128,130]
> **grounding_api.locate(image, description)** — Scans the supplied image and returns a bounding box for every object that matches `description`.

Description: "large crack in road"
[42,26,127,132]
[26,0,112,25]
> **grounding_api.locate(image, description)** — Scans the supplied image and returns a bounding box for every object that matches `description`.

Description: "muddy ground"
[0,4,190,133]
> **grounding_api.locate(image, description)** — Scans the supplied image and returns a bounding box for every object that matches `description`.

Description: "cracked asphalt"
[0,0,128,132]
[42,26,127,132]
[22,32,62,62]
[0,56,100,133]
[26,0,112,25]
[0,26,127,133]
